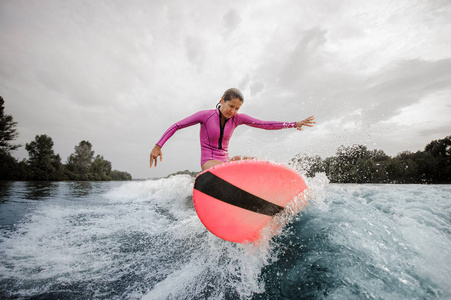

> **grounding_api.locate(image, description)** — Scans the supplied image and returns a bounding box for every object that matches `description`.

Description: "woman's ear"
[220,97,224,106]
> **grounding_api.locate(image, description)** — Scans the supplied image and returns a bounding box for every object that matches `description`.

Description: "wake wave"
[1,172,449,299]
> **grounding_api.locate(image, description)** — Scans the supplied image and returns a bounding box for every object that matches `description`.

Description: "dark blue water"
[0,175,450,299]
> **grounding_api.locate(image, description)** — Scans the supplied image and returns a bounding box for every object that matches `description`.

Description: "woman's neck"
[218,107,228,126]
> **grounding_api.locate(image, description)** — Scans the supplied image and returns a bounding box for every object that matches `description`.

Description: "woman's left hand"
[296,116,315,131]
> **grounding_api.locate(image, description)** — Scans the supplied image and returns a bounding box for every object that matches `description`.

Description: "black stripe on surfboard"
[194,171,284,216]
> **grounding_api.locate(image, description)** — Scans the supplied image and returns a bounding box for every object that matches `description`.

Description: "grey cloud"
[280,27,328,86]
[222,8,241,34]
[238,74,250,91]
[185,35,205,66]
[250,81,264,96]
[237,74,264,97]
[295,58,451,126]
[418,124,451,138]
[2,0,450,179]
[358,58,451,121]
[367,59,451,96]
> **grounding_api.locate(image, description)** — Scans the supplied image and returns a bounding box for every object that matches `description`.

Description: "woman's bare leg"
[201,156,256,171]
[228,156,255,161]
[201,160,224,171]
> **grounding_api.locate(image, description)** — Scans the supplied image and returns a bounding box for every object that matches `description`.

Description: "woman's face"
[220,97,242,119]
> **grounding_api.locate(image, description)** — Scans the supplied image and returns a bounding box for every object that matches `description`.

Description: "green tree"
[110,170,132,181]
[25,134,63,180]
[386,158,404,183]
[65,141,132,181]
[0,152,19,180]
[0,96,20,154]
[368,150,390,183]
[424,136,451,183]
[293,136,450,184]
[425,136,451,157]
[325,145,372,183]
[90,155,112,180]
[66,140,95,178]
[290,154,325,177]
[0,97,22,180]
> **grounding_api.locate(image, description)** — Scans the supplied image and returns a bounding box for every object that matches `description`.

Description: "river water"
[0,174,450,299]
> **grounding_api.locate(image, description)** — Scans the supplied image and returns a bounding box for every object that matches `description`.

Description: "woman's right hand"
[150,145,163,168]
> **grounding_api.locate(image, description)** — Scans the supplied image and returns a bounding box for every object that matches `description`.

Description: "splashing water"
[0,172,450,299]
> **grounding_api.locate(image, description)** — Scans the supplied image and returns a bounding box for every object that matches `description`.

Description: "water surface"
[0,177,450,299]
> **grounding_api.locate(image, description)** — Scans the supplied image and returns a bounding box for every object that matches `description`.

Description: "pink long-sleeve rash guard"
[156,108,296,166]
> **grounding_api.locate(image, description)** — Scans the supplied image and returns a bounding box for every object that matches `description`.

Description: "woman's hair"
[216,88,244,108]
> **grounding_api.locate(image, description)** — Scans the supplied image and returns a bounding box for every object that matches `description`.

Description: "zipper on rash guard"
[218,109,229,150]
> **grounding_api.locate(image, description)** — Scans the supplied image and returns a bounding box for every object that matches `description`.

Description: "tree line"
[0,97,132,181]
[290,136,451,184]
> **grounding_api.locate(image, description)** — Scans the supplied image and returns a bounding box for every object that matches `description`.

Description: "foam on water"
[256,183,450,299]
[1,176,292,299]
[0,174,450,299]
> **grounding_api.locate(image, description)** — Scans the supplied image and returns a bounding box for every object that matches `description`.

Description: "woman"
[150,88,315,170]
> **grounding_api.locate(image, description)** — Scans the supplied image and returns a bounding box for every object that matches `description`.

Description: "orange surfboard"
[193,160,308,243]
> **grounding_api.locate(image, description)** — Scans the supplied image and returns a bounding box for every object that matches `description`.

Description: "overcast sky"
[1,0,450,179]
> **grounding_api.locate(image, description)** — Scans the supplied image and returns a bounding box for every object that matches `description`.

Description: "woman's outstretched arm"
[149,110,210,168]
[236,114,315,130]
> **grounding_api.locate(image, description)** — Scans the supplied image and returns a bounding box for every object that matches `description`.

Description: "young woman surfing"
[150,88,315,171]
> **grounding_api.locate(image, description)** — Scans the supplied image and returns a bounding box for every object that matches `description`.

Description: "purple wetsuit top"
[156,108,296,166]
